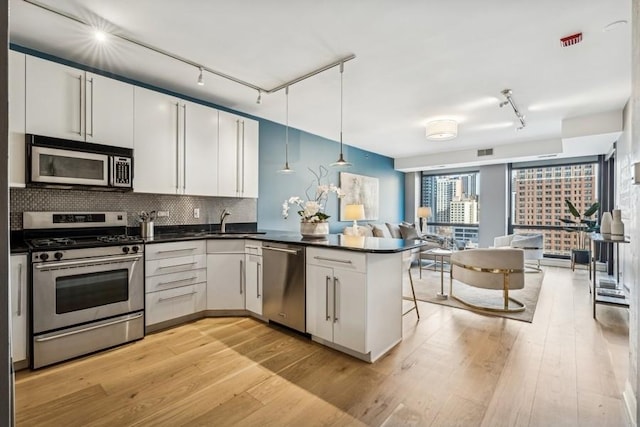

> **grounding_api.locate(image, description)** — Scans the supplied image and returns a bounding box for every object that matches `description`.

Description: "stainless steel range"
[24,211,144,369]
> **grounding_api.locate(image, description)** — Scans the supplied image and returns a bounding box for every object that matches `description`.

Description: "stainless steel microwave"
[27,134,133,190]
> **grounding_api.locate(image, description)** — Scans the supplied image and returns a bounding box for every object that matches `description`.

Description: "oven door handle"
[33,253,143,270]
[34,312,144,342]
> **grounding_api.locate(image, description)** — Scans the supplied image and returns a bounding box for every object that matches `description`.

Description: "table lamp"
[344,204,365,235]
[417,206,432,234]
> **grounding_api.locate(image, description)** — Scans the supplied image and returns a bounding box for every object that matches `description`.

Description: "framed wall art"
[339,172,379,221]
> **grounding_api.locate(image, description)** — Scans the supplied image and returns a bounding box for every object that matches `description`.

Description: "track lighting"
[256,90,262,104]
[278,87,295,174]
[331,62,352,168]
[499,89,526,129]
[197,67,204,86]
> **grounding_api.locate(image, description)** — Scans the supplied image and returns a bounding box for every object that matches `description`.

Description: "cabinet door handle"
[183,103,187,191]
[158,291,197,302]
[157,276,198,287]
[77,74,83,135]
[87,77,94,137]
[241,120,245,193]
[235,119,240,194]
[257,262,261,298]
[240,259,244,294]
[325,275,331,321]
[158,261,197,269]
[175,102,180,192]
[333,277,338,323]
[17,263,23,317]
[157,247,199,254]
[313,256,353,265]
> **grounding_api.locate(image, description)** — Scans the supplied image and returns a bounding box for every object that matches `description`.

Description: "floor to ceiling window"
[420,171,479,244]
[510,158,600,258]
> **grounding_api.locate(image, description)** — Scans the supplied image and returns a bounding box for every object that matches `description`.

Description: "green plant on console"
[559,199,599,264]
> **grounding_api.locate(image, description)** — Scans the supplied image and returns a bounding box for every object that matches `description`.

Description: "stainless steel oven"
[25,211,144,368]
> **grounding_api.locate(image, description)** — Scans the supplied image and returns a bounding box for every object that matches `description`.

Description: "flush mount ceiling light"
[331,62,352,167]
[277,86,294,174]
[425,120,458,141]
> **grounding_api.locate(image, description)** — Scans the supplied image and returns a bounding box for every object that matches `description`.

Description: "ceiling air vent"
[477,148,494,157]
[560,32,582,47]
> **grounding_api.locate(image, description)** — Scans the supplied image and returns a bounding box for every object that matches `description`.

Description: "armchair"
[493,233,544,272]
[450,248,526,313]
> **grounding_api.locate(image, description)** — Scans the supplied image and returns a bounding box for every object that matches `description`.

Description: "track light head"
[256,90,262,104]
[197,67,204,86]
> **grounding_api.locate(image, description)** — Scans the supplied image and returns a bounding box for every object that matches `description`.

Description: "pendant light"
[331,62,352,167]
[278,86,294,174]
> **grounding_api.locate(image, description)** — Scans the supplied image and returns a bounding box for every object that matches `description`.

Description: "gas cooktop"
[28,234,143,250]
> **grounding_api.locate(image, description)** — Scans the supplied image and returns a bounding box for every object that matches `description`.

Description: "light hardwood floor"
[15,266,630,426]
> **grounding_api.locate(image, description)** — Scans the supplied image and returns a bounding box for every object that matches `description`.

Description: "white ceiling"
[8,0,631,168]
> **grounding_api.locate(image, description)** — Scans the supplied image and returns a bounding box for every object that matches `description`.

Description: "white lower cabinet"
[145,283,206,326]
[10,254,28,363]
[306,260,367,353]
[206,240,246,310]
[145,241,207,328]
[244,243,263,315]
[306,247,402,362]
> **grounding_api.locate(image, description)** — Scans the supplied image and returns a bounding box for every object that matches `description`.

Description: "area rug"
[405,266,545,323]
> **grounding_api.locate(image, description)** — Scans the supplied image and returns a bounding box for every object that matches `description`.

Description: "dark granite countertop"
[145,229,426,253]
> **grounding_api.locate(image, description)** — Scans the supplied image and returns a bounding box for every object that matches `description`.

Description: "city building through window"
[510,161,599,257]
[421,172,479,245]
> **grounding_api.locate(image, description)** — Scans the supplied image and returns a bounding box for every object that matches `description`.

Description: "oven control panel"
[32,245,144,262]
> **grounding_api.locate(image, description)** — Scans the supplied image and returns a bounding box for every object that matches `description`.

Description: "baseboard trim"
[624,380,637,427]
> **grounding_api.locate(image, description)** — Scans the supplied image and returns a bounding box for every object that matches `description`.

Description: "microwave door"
[32,146,109,186]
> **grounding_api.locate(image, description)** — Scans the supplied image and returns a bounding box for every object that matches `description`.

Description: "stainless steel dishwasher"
[262,242,306,333]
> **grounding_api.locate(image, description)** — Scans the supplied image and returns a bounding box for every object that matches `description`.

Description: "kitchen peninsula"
[143,229,424,363]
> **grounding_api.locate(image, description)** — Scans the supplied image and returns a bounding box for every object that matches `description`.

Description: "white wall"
[404,172,420,225]
[478,164,508,248]
[624,0,640,423]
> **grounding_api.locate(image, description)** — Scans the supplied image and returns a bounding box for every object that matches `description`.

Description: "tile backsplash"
[10,187,257,230]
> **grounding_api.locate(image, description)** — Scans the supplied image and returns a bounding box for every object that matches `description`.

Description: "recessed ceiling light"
[603,20,627,32]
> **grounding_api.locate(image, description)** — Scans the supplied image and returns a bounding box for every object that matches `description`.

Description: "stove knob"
[39,253,49,261]
[122,246,130,254]
[54,252,63,260]
[131,246,140,253]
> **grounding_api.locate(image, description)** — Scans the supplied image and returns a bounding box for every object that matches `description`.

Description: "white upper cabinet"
[25,55,134,148]
[134,90,219,196]
[133,87,181,194]
[183,100,219,197]
[85,72,134,148]
[218,111,259,198]
[9,51,26,187]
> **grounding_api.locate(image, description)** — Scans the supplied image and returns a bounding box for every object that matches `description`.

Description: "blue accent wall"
[11,44,405,232]
[258,120,404,233]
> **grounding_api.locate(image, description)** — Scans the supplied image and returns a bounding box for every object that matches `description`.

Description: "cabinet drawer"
[146,240,205,260]
[146,269,207,293]
[146,254,206,276]
[207,239,245,253]
[145,282,206,326]
[307,248,366,273]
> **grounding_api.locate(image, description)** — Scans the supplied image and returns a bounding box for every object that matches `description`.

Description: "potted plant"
[559,199,600,265]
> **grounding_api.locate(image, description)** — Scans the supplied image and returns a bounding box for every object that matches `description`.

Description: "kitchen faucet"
[220,209,231,233]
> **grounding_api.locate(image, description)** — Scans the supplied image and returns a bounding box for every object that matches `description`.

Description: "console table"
[590,233,630,319]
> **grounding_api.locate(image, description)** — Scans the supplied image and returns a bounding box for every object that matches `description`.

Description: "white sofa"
[493,233,544,272]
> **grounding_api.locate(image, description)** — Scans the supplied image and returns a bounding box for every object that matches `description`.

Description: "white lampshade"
[426,120,458,141]
[344,204,365,221]
[417,206,432,218]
